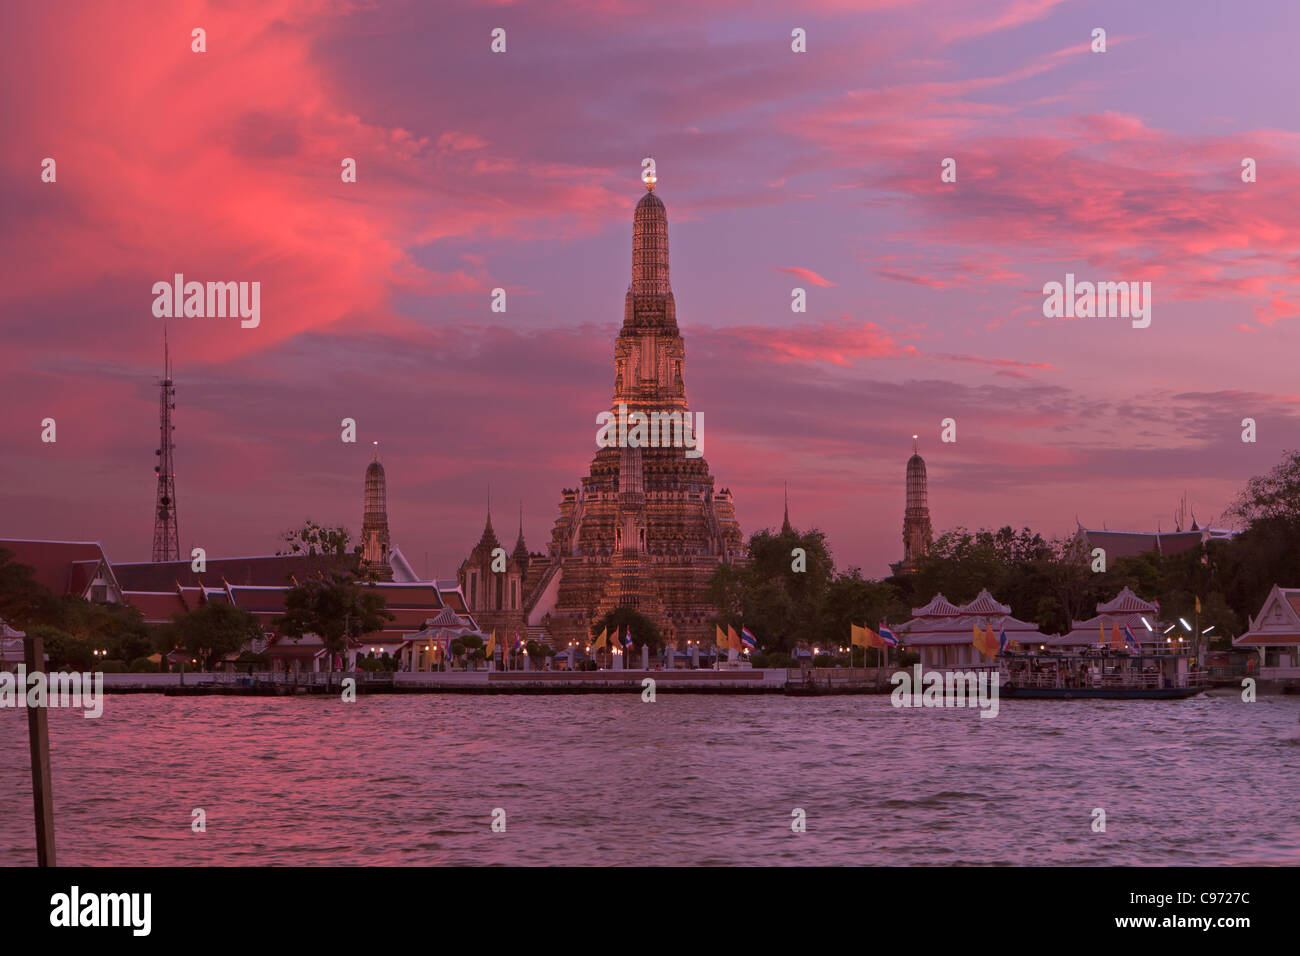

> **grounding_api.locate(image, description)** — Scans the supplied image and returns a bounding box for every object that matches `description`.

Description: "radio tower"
[151,332,180,561]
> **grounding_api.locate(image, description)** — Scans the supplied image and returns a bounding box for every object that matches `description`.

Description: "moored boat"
[999,649,1207,700]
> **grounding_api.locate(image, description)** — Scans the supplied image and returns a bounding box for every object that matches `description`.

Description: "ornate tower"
[901,436,932,573]
[151,334,180,561]
[522,173,744,649]
[360,444,392,581]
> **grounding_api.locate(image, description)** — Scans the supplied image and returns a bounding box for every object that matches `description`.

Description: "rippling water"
[2,692,1298,865]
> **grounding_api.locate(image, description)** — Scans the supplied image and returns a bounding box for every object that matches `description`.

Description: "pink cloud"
[772,266,836,287]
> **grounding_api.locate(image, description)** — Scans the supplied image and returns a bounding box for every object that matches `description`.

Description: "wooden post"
[24,634,56,866]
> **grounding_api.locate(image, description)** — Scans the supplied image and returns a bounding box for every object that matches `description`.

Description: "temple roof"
[911,593,962,617]
[1096,586,1157,614]
[960,589,1011,616]
[0,538,116,596]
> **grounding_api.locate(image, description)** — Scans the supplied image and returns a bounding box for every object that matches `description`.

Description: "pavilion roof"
[910,593,962,617]
[895,613,1046,646]
[1236,584,1300,646]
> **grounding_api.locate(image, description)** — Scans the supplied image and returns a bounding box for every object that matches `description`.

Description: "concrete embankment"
[97,668,897,696]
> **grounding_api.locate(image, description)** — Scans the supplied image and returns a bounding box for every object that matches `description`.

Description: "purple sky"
[2,0,1299,578]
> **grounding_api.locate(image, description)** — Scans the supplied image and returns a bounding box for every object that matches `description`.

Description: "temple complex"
[459,177,744,648]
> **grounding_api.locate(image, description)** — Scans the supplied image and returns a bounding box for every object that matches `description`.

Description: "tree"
[817,570,903,662]
[525,639,556,666]
[708,526,834,652]
[277,520,355,558]
[50,598,152,663]
[592,607,662,651]
[1229,449,1300,524]
[274,571,393,678]
[25,625,87,670]
[0,548,56,630]
[160,601,266,670]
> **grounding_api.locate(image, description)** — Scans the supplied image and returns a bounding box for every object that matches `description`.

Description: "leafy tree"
[160,601,266,670]
[817,570,903,663]
[274,571,393,678]
[592,607,662,651]
[277,520,355,558]
[0,548,55,630]
[25,625,88,670]
[1229,449,1300,524]
[708,526,833,652]
[46,598,152,663]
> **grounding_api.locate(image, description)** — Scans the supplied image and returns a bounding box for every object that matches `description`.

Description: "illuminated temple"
[459,176,744,648]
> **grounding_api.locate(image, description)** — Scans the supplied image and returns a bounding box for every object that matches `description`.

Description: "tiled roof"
[114,553,356,591]
[1236,585,1300,646]
[1051,615,1164,646]
[911,593,962,617]
[895,614,1045,645]
[1096,587,1157,614]
[959,589,1010,616]
[123,591,188,624]
[1079,529,1204,560]
[0,539,113,596]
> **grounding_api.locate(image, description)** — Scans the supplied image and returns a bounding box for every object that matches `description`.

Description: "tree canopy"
[274,570,393,667]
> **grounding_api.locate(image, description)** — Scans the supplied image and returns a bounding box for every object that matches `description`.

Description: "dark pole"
[24,634,56,866]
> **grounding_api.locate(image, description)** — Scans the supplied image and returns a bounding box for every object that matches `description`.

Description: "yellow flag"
[715,624,728,649]
[727,625,741,652]
[1099,621,1106,647]
[1111,623,1124,648]
[593,628,607,651]
[851,624,868,648]
[983,622,997,658]
[486,630,496,657]
[1195,595,1202,614]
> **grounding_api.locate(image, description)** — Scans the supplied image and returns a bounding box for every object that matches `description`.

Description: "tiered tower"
[901,436,932,573]
[360,445,393,580]
[151,335,180,561]
[522,175,744,648]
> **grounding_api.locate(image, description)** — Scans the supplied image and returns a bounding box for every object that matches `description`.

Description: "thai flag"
[998,625,1010,654]
[740,627,757,650]
[878,626,900,648]
[513,631,522,652]
[623,627,633,649]
[1122,624,1140,652]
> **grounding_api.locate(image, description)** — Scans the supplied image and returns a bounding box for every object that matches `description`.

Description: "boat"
[998,649,1207,700]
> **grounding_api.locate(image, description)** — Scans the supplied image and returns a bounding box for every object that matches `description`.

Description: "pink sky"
[3,0,1299,578]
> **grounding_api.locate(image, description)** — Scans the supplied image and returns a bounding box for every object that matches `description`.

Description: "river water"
[2,692,1298,865]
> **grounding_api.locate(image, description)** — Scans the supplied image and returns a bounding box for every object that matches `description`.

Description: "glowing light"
[1141,617,1152,631]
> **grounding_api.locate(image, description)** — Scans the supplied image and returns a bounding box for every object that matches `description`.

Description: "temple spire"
[513,500,528,561]
[781,482,792,534]
[902,437,932,574]
[361,451,393,581]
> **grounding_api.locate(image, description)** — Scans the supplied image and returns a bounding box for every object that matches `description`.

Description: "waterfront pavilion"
[1049,587,1170,653]
[1235,584,1300,682]
[893,589,1048,671]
